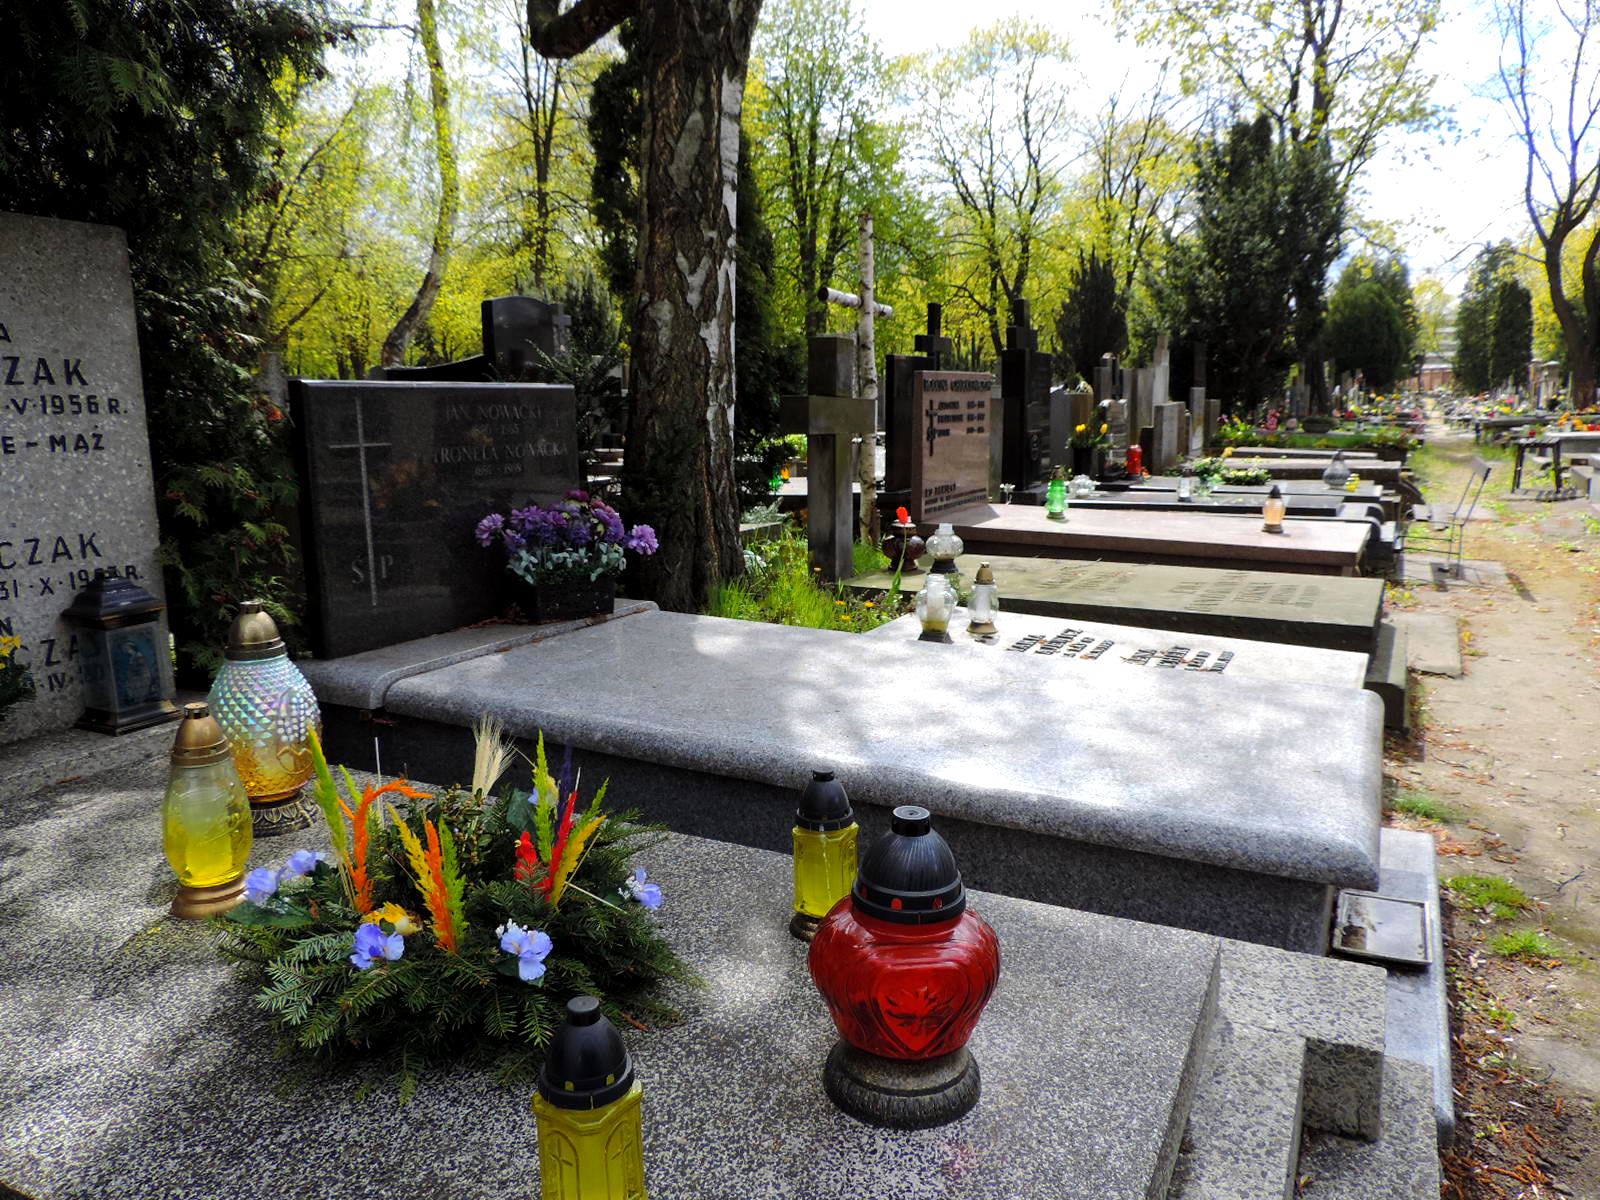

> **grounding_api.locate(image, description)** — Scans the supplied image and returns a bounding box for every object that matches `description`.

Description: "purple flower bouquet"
[477,490,658,589]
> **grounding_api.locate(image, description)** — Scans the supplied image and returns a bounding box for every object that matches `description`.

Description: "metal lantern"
[533,995,648,1200]
[1045,468,1068,520]
[967,562,1000,636]
[1322,449,1351,490]
[208,601,321,837]
[791,769,859,942]
[163,702,252,919]
[1262,485,1286,533]
[808,806,1001,1129]
[915,573,957,644]
[63,570,180,735]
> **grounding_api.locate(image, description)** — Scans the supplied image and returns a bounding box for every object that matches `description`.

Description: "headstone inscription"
[909,371,995,521]
[1102,398,1129,469]
[0,212,166,744]
[999,298,1052,492]
[290,379,578,658]
[881,303,950,505]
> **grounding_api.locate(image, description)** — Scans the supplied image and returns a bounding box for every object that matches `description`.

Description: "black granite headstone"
[482,295,572,379]
[1000,298,1052,491]
[290,379,578,657]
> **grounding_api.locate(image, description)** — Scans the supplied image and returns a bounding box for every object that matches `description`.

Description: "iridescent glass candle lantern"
[163,702,253,918]
[966,562,999,636]
[915,573,957,643]
[809,806,1001,1129]
[1262,485,1286,533]
[533,995,648,1200]
[1322,449,1351,490]
[791,769,859,942]
[1045,468,1068,520]
[208,601,321,837]
[63,570,180,735]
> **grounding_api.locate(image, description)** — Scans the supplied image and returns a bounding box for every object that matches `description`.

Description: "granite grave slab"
[932,503,1368,576]
[0,212,167,743]
[863,610,1369,690]
[310,610,1384,953]
[289,379,578,657]
[0,762,1435,1199]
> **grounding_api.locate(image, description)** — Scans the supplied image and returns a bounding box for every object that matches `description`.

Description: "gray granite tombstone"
[1206,398,1222,447]
[1152,402,1184,474]
[0,212,166,744]
[289,379,578,658]
[1130,367,1155,447]
[910,370,995,521]
[1189,387,1207,454]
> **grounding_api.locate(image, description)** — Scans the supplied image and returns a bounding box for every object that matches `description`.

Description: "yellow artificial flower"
[1222,446,1234,458]
[0,635,20,660]
[364,902,421,936]
[1075,423,1087,433]
[864,601,875,609]
[1099,423,1108,434]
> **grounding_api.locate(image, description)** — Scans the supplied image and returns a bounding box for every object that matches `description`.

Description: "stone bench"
[0,763,1438,1200]
[306,609,1384,954]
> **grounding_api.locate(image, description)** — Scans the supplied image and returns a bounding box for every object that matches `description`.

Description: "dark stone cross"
[913,303,953,368]
[1001,296,1051,492]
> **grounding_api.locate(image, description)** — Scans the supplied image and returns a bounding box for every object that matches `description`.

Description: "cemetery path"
[1387,421,1600,1196]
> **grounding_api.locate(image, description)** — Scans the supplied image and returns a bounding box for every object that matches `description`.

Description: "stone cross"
[325,396,393,608]
[914,302,954,369]
[819,213,893,544]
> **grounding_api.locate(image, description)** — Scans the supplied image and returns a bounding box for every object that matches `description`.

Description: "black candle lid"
[797,770,854,832]
[537,995,635,1110]
[1269,484,1283,498]
[852,806,965,925]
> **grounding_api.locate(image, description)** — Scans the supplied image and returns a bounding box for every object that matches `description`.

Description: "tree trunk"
[622,0,761,610]
[381,0,459,367]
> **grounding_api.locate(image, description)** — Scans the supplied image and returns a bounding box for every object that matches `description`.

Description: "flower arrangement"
[1069,421,1111,449]
[217,721,693,1097]
[476,490,657,587]
[1193,456,1271,487]
[0,635,34,723]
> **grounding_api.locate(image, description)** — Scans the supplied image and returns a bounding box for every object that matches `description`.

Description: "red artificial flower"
[896,506,910,525]
[514,830,540,884]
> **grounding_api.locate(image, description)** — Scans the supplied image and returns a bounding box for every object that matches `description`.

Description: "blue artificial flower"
[498,922,553,983]
[350,922,404,971]
[624,525,658,556]
[623,867,663,910]
[475,513,505,548]
[278,849,326,883]
[243,866,280,905]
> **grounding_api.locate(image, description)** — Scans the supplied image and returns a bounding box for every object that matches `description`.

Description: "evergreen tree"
[2,0,333,677]
[1054,249,1128,384]
[1454,243,1517,392]
[1326,257,1416,389]
[1490,279,1534,390]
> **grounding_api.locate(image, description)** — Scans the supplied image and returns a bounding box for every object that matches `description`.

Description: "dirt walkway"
[1387,415,1600,1197]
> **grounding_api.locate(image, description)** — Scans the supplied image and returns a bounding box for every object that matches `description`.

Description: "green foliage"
[1489,929,1560,962]
[1490,278,1534,390]
[707,533,901,631]
[1455,243,1522,393]
[1,0,335,679]
[216,763,694,1091]
[530,275,626,481]
[586,21,642,303]
[1192,458,1271,486]
[1386,789,1459,823]
[1446,873,1530,920]
[1166,117,1343,413]
[1054,249,1128,383]
[1327,258,1416,389]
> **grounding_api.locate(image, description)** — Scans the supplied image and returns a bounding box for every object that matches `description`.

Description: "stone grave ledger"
[910,371,994,521]
[0,765,1438,1199]
[0,212,165,744]
[313,610,1384,954]
[290,379,578,658]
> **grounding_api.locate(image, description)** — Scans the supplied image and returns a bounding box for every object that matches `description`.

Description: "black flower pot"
[508,575,616,623]
[1070,446,1101,479]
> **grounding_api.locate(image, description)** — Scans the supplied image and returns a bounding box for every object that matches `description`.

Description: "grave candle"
[790,770,859,942]
[808,806,1000,1129]
[163,702,252,919]
[1045,468,1068,520]
[1262,485,1286,533]
[967,562,1000,636]
[915,574,956,643]
[533,995,647,1200]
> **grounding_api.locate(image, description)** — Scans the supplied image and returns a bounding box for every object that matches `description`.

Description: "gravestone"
[1189,388,1207,454]
[1102,397,1129,469]
[910,371,995,521]
[881,304,950,503]
[1206,398,1221,449]
[1129,368,1154,450]
[1049,388,1096,476]
[289,379,577,658]
[0,212,165,744]
[999,298,1052,492]
[779,336,873,580]
[481,295,571,378]
[1151,402,1184,474]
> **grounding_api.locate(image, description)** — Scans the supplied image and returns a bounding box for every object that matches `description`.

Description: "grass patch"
[1447,873,1530,920]
[1387,789,1459,823]
[1489,929,1561,962]
[707,531,904,633]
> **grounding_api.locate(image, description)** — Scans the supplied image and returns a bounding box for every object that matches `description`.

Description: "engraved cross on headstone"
[326,396,392,607]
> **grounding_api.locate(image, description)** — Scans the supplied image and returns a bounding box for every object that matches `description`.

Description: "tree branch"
[527,0,638,59]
